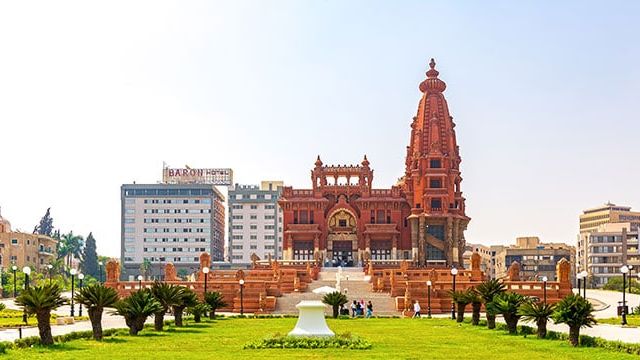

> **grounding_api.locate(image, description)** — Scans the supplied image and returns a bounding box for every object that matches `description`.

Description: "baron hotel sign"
[162,166,233,186]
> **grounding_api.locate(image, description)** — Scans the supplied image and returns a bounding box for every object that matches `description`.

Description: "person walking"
[413,300,421,318]
[366,301,373,318]
[351,300,357,317]
[355,300,363,317]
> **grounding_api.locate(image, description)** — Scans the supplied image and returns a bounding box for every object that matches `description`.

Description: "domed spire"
[361,155,370,167]
[419,58,447,93]
[315,155,323,167]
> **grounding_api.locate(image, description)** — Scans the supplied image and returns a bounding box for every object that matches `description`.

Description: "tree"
[204,292,228,319]
[34,208,54,236]
[113,289,162,335]
[74,284,119,340]
[322,291,348,318]
[15,284,66,345]
[140,259,151,279]
[187,303,211,323]
[58,232,84,269]
[467,289,482,326]
[449,290,471,323]
[81,233,99,278]
[489,292,529,334]
[172,287,198,327]
[552,294,597,346]
[475,279,506,329]
[150,282,182,331]
[519,301,555,339]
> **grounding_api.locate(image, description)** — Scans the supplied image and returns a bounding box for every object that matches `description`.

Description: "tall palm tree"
[204,292,228,319]
[59,232,84,269]
[322,291,348,319]
[489,292,529,334]
[74,284,119,340]
[113,289,162,335]
[475,279,506,329]
[172,287,198,327]
[552,294,597,346]
[150,282,182,331]
[15,284,66,345]
[519,301,555,339]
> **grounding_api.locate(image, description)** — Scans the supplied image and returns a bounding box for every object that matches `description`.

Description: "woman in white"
[413,300,421,318]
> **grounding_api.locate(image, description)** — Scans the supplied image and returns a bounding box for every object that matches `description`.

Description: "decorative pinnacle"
[429,58,436,69]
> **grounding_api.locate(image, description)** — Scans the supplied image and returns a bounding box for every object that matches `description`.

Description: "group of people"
[339,299,374,318]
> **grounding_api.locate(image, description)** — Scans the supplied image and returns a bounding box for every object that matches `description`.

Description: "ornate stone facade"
[279,59,469,267]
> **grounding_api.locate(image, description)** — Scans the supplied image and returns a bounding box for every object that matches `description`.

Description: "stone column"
[418,216,426,265]
[365,234,371,255]
[446,217,453,266]
[410,217,419,261]
[313,234,320,254]
[392,235,398,260]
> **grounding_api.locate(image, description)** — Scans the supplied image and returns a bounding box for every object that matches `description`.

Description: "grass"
[0,309,87,328]
[599,315,640,327]
[3,317,638,359]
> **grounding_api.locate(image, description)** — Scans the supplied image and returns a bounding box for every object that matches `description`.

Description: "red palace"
[278,59,469,267]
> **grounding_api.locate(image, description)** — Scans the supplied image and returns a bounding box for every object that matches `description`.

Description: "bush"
[243,332,372,350]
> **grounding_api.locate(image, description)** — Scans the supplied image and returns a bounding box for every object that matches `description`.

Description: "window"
[430,179,442,188]
[250,244,257,249]
[232,204,243,210]
[430,198,442,210]
[250,225,257,230]
[265,204,275,210]
[11,239,18,245]
[430,159,441,168]
[250,215,257,220]
[124,227,135,233]
[265,225,275,230]
[250,205,258,210]
[250,235,257,240]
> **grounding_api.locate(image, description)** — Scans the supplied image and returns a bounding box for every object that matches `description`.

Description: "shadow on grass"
[165,328,205,334]
[31,343,84,352]
[102,338,127,344]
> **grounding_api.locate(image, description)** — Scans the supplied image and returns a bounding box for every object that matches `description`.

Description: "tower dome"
[418,58,447,93]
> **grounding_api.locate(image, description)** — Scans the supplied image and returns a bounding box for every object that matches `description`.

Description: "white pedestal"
[288,300,335,337]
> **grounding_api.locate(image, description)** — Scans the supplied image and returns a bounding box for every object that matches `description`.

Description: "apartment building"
[0,211,57,271]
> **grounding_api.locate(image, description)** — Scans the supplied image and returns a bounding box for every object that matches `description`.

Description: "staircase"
[273,267,399,316]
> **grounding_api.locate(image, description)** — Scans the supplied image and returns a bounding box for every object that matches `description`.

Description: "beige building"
[583,222,639,287]
[490,237,575,282]
[463,243,492,274]
[577,203,640,279]
[0,211,57,270]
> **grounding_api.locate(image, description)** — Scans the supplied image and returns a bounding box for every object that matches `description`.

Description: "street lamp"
[70,268,77,317]
[78,273,85,317]
[137,275,143,290]
[621,265,629,326]
[450,267,458,320]
[579,270,588,298]
[47,264,53,285]
[239,279,245,315]
[98,261,104,283]
[542,276,548,304]
[426,280,432,318]
[576,271,584,296]
[11,265,17,298]
[22,267,31,324]
[203,267,210,296]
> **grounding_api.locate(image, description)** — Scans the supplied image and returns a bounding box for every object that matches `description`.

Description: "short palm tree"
[475,279,506,329]
[151,282,183,331]
[490,292,529,334]
[172,287,198,327]
[74,284,119,340]
[466,289,482,326]
[322,291,348,318]
[187,302,211,323]
[15,284,66,345]
[204,292,228,319]
[449,290,471,323]
[552,294,597,346]
[519,301,555,339]
[113,289,162,335]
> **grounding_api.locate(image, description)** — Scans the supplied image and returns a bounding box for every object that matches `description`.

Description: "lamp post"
[239,279,245,315]
[542,276,548,304]
[78,273,84,317]
[426,280,432,318]
[11,265,17,298]
[47,264,53,285]
[450,267,458,320]
[579,270,588,298]
[137,275,143,290]
[621,265,629,326]
[22,267,31,324]
[70,268,77,317]
[98,261,104,283]
[203,267,210,296]
[576,271,584,296]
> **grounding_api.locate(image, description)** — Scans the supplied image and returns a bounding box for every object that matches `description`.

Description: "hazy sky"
[1,1,639,257]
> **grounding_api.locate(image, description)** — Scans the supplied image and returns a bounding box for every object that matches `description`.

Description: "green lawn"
[5,317,636,360]
[599,315,640,327]
[0,309,85,328]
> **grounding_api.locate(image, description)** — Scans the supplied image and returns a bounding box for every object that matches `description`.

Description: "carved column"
[410,217,419,261]
[446,217,453,266]
[313,234,320,254]
[392,235,398,260]
[418,216,426,265]
[365,234,371,255]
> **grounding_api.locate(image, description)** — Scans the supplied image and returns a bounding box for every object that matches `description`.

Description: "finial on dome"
[429,58,436,69]
[419,57,446,93]
[361,155,370,167]
[315,155,323,167]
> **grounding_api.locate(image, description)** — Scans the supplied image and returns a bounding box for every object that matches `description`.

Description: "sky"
[1,1,639,257]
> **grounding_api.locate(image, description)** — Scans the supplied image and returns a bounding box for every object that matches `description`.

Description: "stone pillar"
[313,234,320,254]
[392,235,398,260]
[365,234,371,255]
[410,217,419,261]
[446,217,454,266]
[418,216,426,265]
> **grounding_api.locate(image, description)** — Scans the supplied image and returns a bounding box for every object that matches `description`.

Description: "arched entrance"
[326,209,358,266]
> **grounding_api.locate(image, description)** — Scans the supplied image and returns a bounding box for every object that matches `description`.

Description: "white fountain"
[288,300,335,337]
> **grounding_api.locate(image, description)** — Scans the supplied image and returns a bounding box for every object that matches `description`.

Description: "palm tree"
[150,282,183,331]
[172,287,198,327]
[15,284,66,345]
[322,291,348,318]
[519,301,555,339]
[187,302,211,323]
[59,232,84,269]
[490,292,529,334]
[552,294,597,346]
[475,279,506,329]
[113,289,162,335]
[466,289,482,326]
[74,284,119,340]
[449,290,471,323]
[204,292,228,319]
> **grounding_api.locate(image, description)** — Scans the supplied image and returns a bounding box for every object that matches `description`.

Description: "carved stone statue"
[259,293,267,312]
[106,260,120,283]
[294,276,301,292]
[507,261,521,281]
[164,263,177,281]
[235,269,245,281]
[400,259,409,273]
[199,252,211,272]
[471,252,481,271]
[376,277,384,292]
[404,282,412,311]
[250,253,260,268]
[556,258,571,284]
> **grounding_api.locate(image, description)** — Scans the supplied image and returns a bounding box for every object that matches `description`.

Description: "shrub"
[112,289,162,335]
[204,292,228,319]
[74,284,119,340]
[243,333,372,350]
[15,284,66,345]
[322,291,348,319]
[489,292,529,334]
[187,302,211,323]
[552,294,597,346]
[475,279,506,329]
[172,287,198,327]
[518,301,555,338]
[151,282,183,331]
